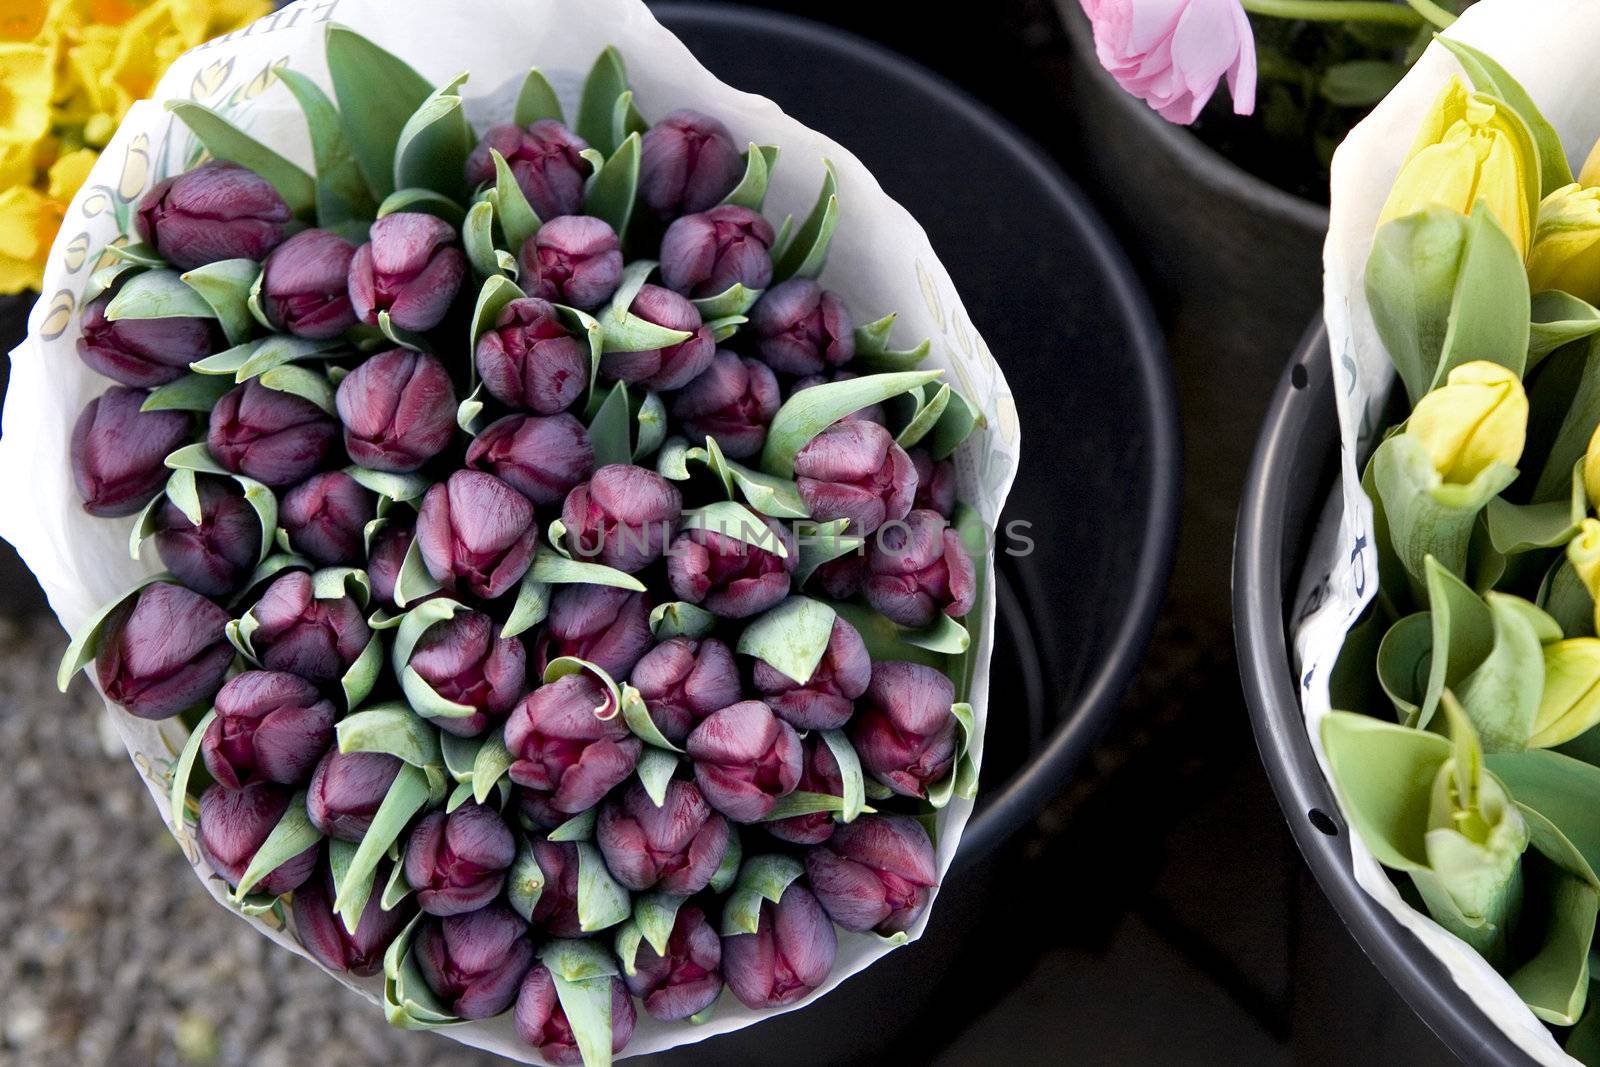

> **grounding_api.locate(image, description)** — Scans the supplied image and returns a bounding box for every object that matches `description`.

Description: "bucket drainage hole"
[1308,808,1339,836]
[1290,364,1309,390]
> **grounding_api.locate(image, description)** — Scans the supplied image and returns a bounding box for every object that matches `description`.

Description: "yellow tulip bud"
[1528,184,1600,304]
[1405,360,1528,484]
[1584,423,1600,512]
[1580,135,1600,190]
[1528,638,1600,749]
[1379,77,1538,256]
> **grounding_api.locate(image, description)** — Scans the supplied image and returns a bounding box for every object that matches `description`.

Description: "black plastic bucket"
[1235,320,1538,1065]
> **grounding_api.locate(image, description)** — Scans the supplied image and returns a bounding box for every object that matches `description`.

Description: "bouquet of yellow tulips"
[1,0,270,294]
[1293,2,1600,1061]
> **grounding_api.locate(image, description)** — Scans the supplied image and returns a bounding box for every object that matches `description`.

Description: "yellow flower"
[1569,519,1600,634]
[0,184,63,295]
[0,42,54,146]
[1379,76,1539,256]
[1585,422,1600,513]
[1580,135,1600,190]
[1405,360,1528,484]
[46,145,95,199]
[1529,638,1600,749]
[1528,183,1600,304]
[0,140,38,187]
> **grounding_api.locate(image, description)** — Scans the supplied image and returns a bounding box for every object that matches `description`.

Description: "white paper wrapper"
[0,0,1020,1059]
[1293,1,1600,1062]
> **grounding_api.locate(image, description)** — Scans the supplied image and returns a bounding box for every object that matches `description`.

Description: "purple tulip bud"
[76,294,219,387]
[597,779,730,894]
[866,509,977,628]
[753,616,870,731]
[793,370,885,426]
[154,477,260,597]
[516,216,623,311]
[812,553,866,600]
[135,160,291,270]
[849,661,957,799]
[415,903,536,1020]
[561,464,682,573]
[70,386,190,517]
[348,212,466,332]
[335,349,457,472]
[624,904,723,1021]
[201,670,335,789]
[366,521,413,612]
[249,570,371,684]
[208,379,340,488]
[751,279,853,375]
[722,882,836,1009]
[628,636,740,744]
[527,838,582,936]
[197,782,318,895]
[261,228,358,338]
[280,471,377,567]
[660,205,775,297]
[293,851,413,976]
[404,802,517,916]
[805,814,939,936]
[533,585,653,681]
[597,284,715,390]
[909,449,957,517]
[516,964,635,1065]
[793,420,916,536]
[466,413,594,507]
[505,673,641,813]
[686,701,802,823]
[474,297,589,414]
[465,120,593,221]
[767,735,845,845]
[666,516,796,619]
[406,609,526,737]
[639,109,743,219]
[306,748,402,842]
[671,349,780,460]
[416,470,539,600]
[96,582,232,719]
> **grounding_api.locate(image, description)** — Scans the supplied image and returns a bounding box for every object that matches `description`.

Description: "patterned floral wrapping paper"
[0,0,1020,1058]
[1293,1,1600,1062]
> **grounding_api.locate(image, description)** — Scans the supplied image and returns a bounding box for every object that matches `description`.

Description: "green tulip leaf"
[168,708,217,830]
[1489,750,1600,878]
[548,948,622,1067]
[1434,202,1531,389]
[490,149,541,253]
[1507,861,1597,1026]
[383,914,459,1029]
[507,837,545,921]
[610,89,648,155]
[1376,612,1432,725]
[332,764,435,926]
[1530,290,1600,369]
[646,602,716,641]
[736,596,835,686]
[337,702,446,776]
[181,259,258,344]
[681,499,786,557]
[772,161,838,283]
[822,728,868,822]
[462,199,500,276]
[576,841,631,933]
[471,731,513,806]
[341,634,383,711]
[1455,593,1560,751]
[923,389,984,460]
[1533,338,1600,503]
[691,282,763,321]
[275,67,375,227]
[1419,556,1497,731]
[827,600,949,671]
[894,383,950,449]
[710,827,742,895]
[723,143,780,211]
[105,268,214,321]
[515,67,563,126]
[636,744,680,805]
[1321,710,1451,871]
[583,131,641,241]
[56,574,171,692]
[588,379,634,468]
[576,46,629,156]
[189,340,258,376]
[234,334,344,382]
[325,25,433,201]
[722,855,803,936]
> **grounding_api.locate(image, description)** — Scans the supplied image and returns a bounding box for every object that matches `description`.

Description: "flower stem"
[1403,0,1459,28]
[1239,0,1426,27]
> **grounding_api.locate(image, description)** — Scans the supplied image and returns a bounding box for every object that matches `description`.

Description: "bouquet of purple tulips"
[19,5,1016,1062]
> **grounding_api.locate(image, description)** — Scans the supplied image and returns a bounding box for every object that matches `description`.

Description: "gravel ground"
[0,618,507,1067]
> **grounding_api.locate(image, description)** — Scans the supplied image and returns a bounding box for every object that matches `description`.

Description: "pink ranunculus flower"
[1081,0,1257,124]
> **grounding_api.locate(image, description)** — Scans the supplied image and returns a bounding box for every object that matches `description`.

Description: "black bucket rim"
[654,2,1182,863]
[1234,319,1540,1065]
